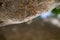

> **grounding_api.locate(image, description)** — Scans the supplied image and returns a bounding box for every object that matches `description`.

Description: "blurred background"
[0,16,60,40]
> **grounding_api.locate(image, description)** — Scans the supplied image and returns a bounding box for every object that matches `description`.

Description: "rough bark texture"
[0,0,60,40]
[0,0,56,25]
